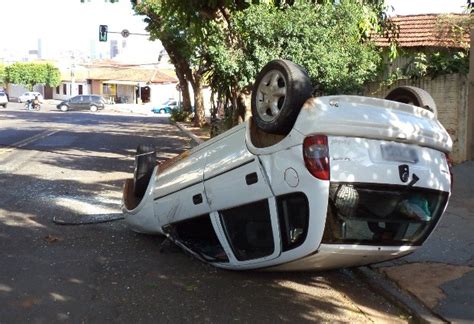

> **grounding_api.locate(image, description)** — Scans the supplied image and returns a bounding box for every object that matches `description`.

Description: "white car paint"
[122,95,452,271]
[18,92,43,103]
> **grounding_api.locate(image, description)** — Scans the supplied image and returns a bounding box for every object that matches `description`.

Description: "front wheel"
[90,105,98,112]
[60,105,68,112]
[133,144,157,198]
[251,59,313,135]
[385,86,437,118]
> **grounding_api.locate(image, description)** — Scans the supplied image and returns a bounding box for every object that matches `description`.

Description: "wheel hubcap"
[256,70,287,122]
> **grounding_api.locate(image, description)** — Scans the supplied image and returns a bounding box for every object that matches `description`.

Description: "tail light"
[303,135,330,180]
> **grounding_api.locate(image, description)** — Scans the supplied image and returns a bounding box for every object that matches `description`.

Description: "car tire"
[251,59,313,135]
[133,144,156,198]
[1,104,6,108]
[385,86,437,118]
[90,105,98,112]
[60,105,68,112]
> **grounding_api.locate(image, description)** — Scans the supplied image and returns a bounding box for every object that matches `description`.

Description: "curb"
[174,122,204,146]
[346,267,446,323]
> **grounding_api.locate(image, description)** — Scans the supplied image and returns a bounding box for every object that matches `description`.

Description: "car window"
[70,96,81,103]
[277,193,309,251]
[219,199,274,261]
[322,183,450,246]
[166,214,228,262]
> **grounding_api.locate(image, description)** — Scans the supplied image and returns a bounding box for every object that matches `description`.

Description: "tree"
[0,64,5,87]
[5,62,61,91]
[125,1,389,129]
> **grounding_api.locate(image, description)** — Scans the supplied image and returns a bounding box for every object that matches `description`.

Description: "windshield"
[322,183,449,246]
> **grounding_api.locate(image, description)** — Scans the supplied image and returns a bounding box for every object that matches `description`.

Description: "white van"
[122,60,452,271]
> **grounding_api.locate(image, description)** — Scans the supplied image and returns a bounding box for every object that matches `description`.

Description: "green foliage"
[0,64,5,86]
[214,1,382,94]
[384,50,470,86]
[5,62,61,90]
[136,0,386,128]
[169,107,193,123]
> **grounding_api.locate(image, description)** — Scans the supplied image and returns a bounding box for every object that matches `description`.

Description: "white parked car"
[18,92,43,103]
[122,60,452,271]
[0,92,8,108]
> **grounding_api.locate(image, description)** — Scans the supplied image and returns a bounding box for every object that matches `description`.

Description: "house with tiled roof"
[373,14,470,49]
[371,13,471,77]
[52,62,179,105]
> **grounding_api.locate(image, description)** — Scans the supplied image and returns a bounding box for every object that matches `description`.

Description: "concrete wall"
[364,73,470,163]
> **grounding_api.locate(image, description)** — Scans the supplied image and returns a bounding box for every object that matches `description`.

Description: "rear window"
[322,183,449,246]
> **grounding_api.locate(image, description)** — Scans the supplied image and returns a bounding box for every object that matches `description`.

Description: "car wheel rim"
[255,70,287,123]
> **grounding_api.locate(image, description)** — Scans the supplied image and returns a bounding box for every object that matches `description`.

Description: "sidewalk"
[175,122,474,322]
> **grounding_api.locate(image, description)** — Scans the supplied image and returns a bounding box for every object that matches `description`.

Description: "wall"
[468,27,474,160]
[364,74,470,163]
[7,84,44,100]
[52,82,90,101]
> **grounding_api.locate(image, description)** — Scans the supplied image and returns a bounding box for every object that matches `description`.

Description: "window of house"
[78,85,83,95]
[56,86,60,95]
[62,84,67,95]
[220,200,274,261]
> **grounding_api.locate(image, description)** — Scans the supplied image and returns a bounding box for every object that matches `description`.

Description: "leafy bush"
[169,107,192,123]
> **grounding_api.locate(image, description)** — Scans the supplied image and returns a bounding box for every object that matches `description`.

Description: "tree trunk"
[175,66,192,113]
[191,74,206,128]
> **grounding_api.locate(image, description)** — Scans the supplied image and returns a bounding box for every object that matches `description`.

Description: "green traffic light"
[99,25,108,42]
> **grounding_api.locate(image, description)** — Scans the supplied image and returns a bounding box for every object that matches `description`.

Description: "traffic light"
[99,25,108,42]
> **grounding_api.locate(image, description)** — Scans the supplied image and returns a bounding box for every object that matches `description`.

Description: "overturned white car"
[122,60,452,271]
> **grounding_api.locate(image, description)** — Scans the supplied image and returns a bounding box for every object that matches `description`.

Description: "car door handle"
[192,194,203,205]
[245,172,258,185]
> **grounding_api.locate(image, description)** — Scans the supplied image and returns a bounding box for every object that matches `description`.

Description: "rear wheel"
[251,59,313,135]
[385,86,437,118]
[133,144,157,198]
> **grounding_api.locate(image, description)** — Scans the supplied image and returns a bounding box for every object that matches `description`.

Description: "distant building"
[110,40,119,59]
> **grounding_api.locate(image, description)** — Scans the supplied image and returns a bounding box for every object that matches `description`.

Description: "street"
[0,106,408,323]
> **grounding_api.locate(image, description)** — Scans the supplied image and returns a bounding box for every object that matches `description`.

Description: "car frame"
[122,60,452,271]
[57,95,106,112]
[151,99,178,114]
[0,92,8,108]
[18,92,43,103]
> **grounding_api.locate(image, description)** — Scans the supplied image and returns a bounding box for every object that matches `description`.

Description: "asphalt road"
[0,104,408,323]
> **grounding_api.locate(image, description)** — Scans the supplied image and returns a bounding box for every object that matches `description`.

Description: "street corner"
[377,262,474,321]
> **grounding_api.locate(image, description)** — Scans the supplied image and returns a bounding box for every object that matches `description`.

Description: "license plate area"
[381,143,419,163]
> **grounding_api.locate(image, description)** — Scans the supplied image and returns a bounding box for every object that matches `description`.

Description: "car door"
[203,126,281,266]
[69,96,81,109]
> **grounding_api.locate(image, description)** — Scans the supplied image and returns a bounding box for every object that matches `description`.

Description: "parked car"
[151,99,178,114]
[0,92,8,108]
[57,95,106,112]
[18,92,43,103]
[122,60,452,271]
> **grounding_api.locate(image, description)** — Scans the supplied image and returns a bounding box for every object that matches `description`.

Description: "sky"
[0,0,468,63]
